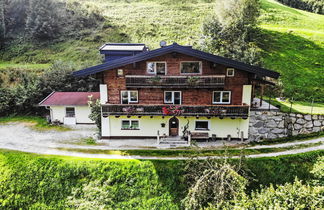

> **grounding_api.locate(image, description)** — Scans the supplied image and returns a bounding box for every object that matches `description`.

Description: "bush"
[221,179,324,209]
[0,61,99,116]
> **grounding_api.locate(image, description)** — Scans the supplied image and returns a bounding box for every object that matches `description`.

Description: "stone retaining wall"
[249,111,324,141]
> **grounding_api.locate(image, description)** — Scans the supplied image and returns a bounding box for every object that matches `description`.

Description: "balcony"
[125,75,225,88]
[102,104,249,118]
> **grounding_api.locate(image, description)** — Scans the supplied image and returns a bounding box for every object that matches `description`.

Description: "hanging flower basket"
[162,105,184,116]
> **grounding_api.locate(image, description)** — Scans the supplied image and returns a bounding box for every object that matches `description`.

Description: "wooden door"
[169,117,179,136]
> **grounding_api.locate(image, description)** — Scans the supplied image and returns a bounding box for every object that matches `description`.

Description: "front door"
[169,117,179,136]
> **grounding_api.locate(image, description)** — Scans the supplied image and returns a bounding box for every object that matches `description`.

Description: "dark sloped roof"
[73,43,280,78]
[39,92,100,106]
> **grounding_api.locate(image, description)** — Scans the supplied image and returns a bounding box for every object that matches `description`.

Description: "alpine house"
[73,42,280,141]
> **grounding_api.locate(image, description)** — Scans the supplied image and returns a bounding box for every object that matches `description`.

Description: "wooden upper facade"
[73,43,279,113]
[102,53,252,106]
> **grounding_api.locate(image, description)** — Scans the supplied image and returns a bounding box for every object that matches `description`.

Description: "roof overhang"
[74,43,280,79]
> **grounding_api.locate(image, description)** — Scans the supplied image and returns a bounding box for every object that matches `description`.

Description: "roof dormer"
[99,43,148,62]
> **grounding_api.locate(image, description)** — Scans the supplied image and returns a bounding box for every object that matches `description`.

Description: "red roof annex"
[39,92,100,106]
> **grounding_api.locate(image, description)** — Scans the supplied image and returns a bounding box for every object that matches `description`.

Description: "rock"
[304,115,312,121]
[278,121,285,128]
[290,113,296,117]
[256,115,267,121]
[296,114,303,118]
[312,115,318,120]
[255,112,261,115]
[291,117,297,123]
[253,121,264,128]
[292,130,299,136]
[305,121,313,128]
[278,134,286,138]
[314,120,321,127]
[258,128,269,134]
[294,124,303,130]
[249,127,258,134]
[271,128,284,134]
[322,121,324,126]
[268,133,278,139]
[266,120,277,128]
[296,118,306,124]
[300,128,310,134]
[274,117,283,122]
[313,127,321,132]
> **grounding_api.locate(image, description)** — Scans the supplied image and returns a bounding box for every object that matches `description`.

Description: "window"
[65,107,75,117]
[164,91,181,104]
[213,91,231,104]
[195,121,209,130]
[180,61,201,74]
[227,68,235,77]
[147,62,166,75]
[121,91,138,104]
[121,120,139,130]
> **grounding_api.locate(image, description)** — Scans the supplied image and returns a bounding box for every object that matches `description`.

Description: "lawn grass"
[0,116,71,131]
[276,99,324,114]
[0,148,322,208]
[0,62,50,70]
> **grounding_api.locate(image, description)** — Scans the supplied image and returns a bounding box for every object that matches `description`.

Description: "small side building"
[39,92,100,125]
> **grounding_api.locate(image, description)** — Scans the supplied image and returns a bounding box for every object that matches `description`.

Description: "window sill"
[212,103,231,105]
[121,128,140,130]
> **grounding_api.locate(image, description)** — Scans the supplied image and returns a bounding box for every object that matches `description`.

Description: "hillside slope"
[0,0,323,101]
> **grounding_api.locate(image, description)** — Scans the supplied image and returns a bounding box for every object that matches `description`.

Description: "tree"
[25,0,62,40]
[88,98,101,136]
[200,0,262,65]
[0,0,5,46]
[182,157,248,210]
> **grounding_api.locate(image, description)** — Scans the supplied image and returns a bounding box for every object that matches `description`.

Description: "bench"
[190,132,209,140]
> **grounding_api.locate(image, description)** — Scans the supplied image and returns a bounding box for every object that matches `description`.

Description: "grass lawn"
[270,98,324,114]
[0,116,71,131]
[0,62,50,70]
[0,148,322,208]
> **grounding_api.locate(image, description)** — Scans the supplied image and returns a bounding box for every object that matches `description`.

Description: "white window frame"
[164,91,182,104]
[65,107,75,118]
[212,91,231,104]
[180,61,202,74]
[121,119,140,130]
[146,61,167,75]
[226,68,235,77]
[195,120,210,131]
[120,90,138,104]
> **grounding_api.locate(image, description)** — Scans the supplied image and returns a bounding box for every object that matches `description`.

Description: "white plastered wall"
[242,85,252,105]
[50,105,94,124]
[102,115,250,139]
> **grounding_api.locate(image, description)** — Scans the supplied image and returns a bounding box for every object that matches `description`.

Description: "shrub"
[222,179,324,209]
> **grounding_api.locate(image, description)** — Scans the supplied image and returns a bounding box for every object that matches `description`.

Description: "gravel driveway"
[0,123,97,154]
[0,123,323,160]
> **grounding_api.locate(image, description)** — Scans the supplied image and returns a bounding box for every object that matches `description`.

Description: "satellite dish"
[160,40,167,47]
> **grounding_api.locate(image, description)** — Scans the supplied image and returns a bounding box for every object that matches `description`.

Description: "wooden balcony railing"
[102,104,249,118]
[125,75,225,88]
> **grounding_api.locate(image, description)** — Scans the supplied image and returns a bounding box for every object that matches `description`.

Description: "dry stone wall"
[249,111,324,141]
